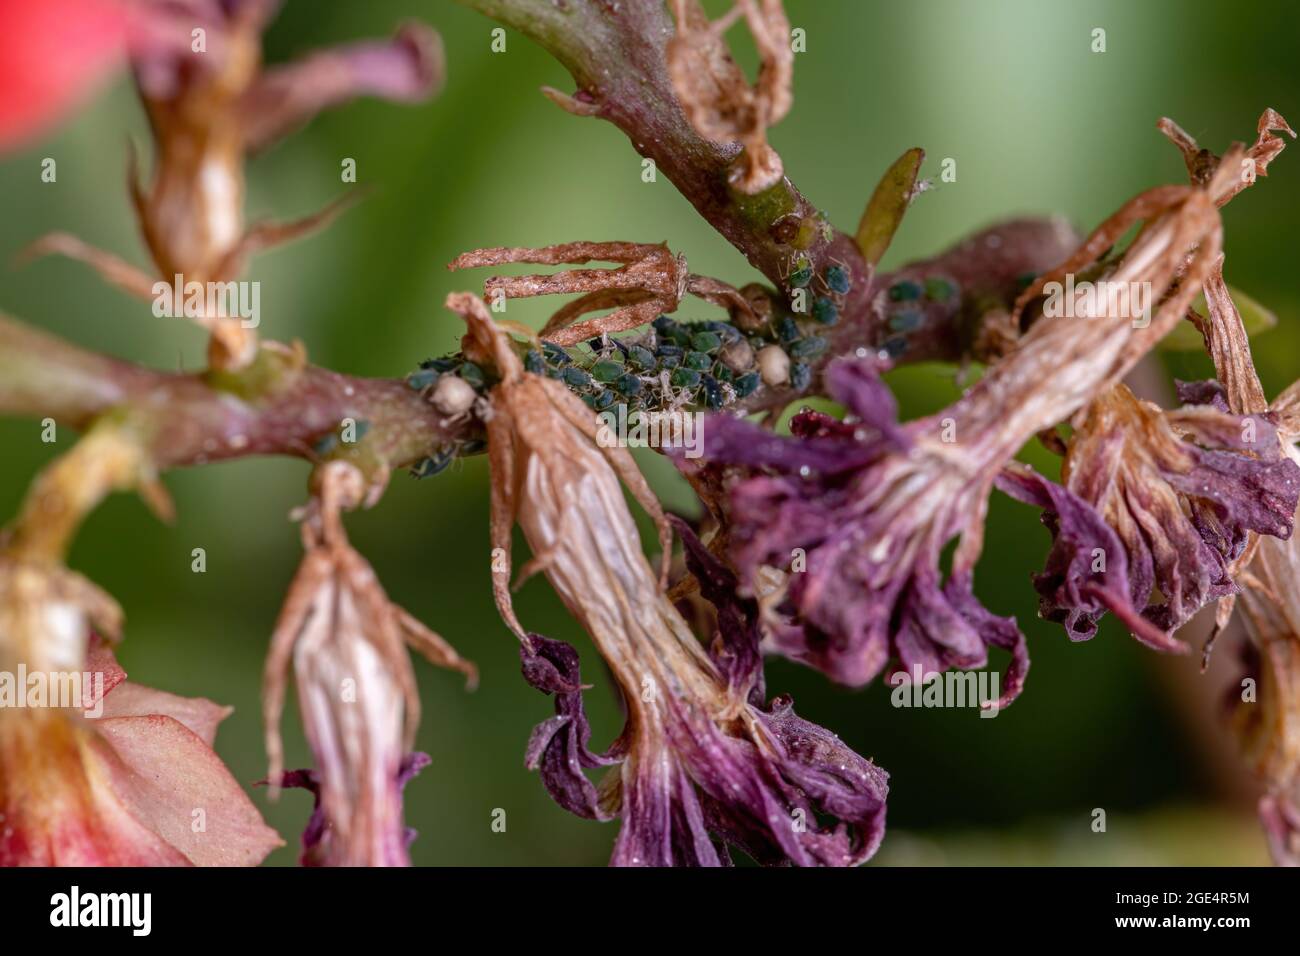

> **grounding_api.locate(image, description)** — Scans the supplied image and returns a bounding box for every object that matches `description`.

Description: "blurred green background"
[3,0,1298,865]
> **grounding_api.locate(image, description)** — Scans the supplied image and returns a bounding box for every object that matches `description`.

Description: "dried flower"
[998,383,1298,649]
[23,2,443,369]
[688,356,1028,701]
[448,240,755,345]
[451,291,887,866]
[666,0,792,194]
[263,461,474,867]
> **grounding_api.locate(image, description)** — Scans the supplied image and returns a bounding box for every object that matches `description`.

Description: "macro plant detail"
[1,0,1299,871]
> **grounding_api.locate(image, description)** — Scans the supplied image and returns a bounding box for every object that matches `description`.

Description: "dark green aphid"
[714,365,734,384]
[685,350,713,371]
[702,321,742,342]
[524,349,546,375]
[562,366,591,388]
[628,345,656,370]
[789,257,813,288]
[313,433,339,456]
[546,368,563,380]
[790,336,827,359]
[581,393,599,408]
[882,336,908,358]
[420,357,458,372]
[616,373,643,397]
[824,265,851,294]
[812,297,839,326]
[924,276,957,302]
[777,316,800,343]
[888,279,922,302]
[655,343,684,360]
[543,341,572,366]
[690,331,722,353]
[701,374,724,409]
[594,389,618,410]
[458,362,486,388]
[407,368,438,390]
[888,308,924,333]
[458,439,487,456]
[670,367,701,388]
[590,360,624,383]
[411,449,454,479]
[791,362,812,391]
[734,371,761,398]
[652,315,677,336]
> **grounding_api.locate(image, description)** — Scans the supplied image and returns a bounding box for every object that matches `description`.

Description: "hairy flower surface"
[451,291,887,866]
[0,636,281,866]
[263,461,474,867]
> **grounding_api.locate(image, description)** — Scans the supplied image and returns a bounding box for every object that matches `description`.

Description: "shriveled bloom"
[448,240,756,345]
[25,0,444,368]
[666,0,792,194]
[263,461,475,867]
[998,383,1298,650]
[688,355,1028,700]
[691,112,1288,692]
[451,291,887,866]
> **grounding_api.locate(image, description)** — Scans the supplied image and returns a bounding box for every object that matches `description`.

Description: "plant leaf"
[854,147,924,267]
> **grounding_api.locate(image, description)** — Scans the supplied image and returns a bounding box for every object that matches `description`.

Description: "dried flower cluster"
[2,0,1299,870]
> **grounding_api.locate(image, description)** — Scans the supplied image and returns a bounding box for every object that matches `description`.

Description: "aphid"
[615,373,643,397]
[734,371,761,397]
[407,368,439,390]
[823,265,851,295]
[524,349,546,375]
[788,256,813,288]
[458,362,486,388]
[700,374,724,409]
[790,336,827,360]
[790,361,813,391]
[628,345,657,369]
[888,279,923,302]
[590,360,624,383]
[671,367,702,389]
[888,308,924,333]
[812,297,839,326]
[776,316,800,343]
[685,350,713,371]
[881,336,909,358]
[924,276,957,302]
[690,331,722,352]
[562,366,592,388]
[542,341,572,366]
[410,448,454,479]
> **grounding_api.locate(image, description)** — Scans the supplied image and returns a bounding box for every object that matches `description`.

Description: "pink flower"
[0,0,128,152]
[0,637,282,866]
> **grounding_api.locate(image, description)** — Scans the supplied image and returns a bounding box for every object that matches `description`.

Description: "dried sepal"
[1159,108,1295,204]
[666,0,793,194]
